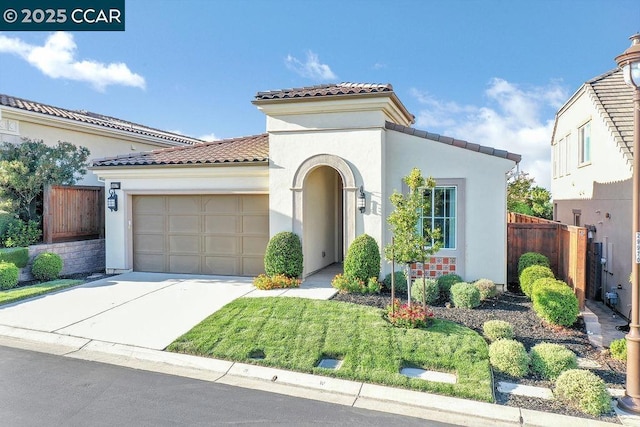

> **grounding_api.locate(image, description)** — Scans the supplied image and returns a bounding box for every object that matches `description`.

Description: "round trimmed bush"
[517,252,550,276]
[483,320,514,342]
[31,252,63,281]
[519,265,554,298]
[555,369,611,416]
[0,261,19,290]
[383,271,407,292]
[610,338,627,361]
[488,339,529,378]
[343,234,380,282]
[529,343,577,380]
[450,282,481,308]
[410,278,439,304]
[437,273,463,298]
[531,279,579,327]
[264,232,303,278]
[474,278,497,300]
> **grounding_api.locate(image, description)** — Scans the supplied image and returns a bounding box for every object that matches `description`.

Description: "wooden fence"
[42,185,104,243]
[507,213,587,309]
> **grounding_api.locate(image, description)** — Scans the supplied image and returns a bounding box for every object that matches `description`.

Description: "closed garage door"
[133,195,268,276]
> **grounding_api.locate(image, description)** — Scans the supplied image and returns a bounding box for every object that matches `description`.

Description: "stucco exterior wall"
[92,165,269,273]
[552,90,632,201]
[385,131,515,284]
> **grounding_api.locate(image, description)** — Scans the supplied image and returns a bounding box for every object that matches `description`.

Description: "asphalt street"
[0,345,458,426]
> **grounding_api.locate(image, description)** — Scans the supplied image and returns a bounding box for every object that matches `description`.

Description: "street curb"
[0,325,623,426]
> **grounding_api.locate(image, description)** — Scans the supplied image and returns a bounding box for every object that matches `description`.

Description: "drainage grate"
[400,367,457,384]
[248,350,265,360]
[317,358,343,370]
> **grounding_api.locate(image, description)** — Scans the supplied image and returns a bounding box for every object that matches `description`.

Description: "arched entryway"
[291,154,357,276]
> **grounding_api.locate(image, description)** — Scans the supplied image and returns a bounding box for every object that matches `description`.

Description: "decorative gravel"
[331,290,625,423]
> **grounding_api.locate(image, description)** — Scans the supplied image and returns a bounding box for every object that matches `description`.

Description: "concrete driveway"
[0,272,256,350]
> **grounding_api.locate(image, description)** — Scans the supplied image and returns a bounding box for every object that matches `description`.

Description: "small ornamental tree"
[384,168,440,308]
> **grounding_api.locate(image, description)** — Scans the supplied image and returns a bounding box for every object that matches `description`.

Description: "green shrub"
[532,279,579,327]
[0,212,15,246]
[0,262,19,290]
[0,247,29,268]
[488,339,529,378]
[383,271,407,292]
[519,265,555,298]
[610,338,627,361]
[555,369,611,416]
[474,278,497,300]
[331,274,380,294]
[31,252,63,281]
[450,282,481,308]
[517,252,550,276]
[437,273,463,298]
[343,234,380,282]
[410,278,439,304]
[3,219,41,248]
[483,320,514,342]
[253,274,301,290]
[529,343,577,380]
[264,232,303,278]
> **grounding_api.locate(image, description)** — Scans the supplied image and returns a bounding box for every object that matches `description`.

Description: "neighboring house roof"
[0,94,203,146]
[385,121,522,163]
[92,123,520,168]
[91,133,269,167]
[552,69,634,162]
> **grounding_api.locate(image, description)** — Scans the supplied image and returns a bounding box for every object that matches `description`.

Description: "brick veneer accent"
[410,257,457,279]
[19,239,105,281]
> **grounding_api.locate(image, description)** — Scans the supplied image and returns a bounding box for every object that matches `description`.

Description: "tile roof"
[92,133,269,167]
[254,82,394,100]
[385,121,522,163]
[0,94,203,146]
[585,69,635,161]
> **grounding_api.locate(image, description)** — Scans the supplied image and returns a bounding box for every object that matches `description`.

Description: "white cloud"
[411,79,568,189]
[285,51,337,80]
[0,32,145,91]
[198,133,219,142]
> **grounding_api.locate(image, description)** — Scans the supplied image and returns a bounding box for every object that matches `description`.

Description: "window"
[421,186,456,249]
[552,142,558,178]
[579,122,591,164]
[565,133,572,174]
[559,138,566,176]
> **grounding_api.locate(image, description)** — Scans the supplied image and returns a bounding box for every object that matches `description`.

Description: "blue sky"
[0,0,639,189]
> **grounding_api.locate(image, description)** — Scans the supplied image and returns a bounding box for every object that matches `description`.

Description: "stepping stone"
[608,388,625,398]
[400,367,457,384]
[317,358,343,370]
[577,357,602,369]
[497,381,553,400]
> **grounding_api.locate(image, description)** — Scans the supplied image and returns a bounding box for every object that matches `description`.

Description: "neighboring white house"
[91,83,520,284]
[551,68,634,311]
[0,94,202,186]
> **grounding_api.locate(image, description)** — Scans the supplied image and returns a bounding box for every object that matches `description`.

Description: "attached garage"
[132,194,269,276]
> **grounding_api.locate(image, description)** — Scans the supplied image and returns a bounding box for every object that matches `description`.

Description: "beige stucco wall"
[0,108,185,186]
[92,165,269,273]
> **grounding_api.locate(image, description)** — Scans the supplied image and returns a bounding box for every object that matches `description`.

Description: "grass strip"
[168,297,492,401]
[0,279,83,305]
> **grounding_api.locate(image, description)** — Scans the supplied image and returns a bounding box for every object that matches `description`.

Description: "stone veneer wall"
[19,239,105,281]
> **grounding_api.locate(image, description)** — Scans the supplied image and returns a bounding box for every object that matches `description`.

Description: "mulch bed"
[331,290,626,423]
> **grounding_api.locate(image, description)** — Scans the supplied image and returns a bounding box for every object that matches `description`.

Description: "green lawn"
[0,279,83,305]
[168,297,493,402]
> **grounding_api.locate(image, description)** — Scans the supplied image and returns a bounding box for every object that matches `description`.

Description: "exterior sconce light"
[358,186,366,214]
[107,182,121,212]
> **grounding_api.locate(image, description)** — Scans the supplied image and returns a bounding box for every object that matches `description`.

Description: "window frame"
[579,121,591,165]
[419,185,458,250]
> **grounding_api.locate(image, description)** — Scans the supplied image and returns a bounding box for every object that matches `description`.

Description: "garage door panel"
[203,257,239,275]
[169,235,200,253]
[205,236,238,255]
[133,195,267,276]
[169,215,200,233]
[205,216,238,234]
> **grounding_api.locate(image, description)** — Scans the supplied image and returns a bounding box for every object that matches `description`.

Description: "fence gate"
[586,242,603,301]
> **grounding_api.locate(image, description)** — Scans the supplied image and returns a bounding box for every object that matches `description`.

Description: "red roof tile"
[92,134,268,167]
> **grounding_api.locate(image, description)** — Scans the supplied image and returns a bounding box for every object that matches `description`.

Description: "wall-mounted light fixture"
[107,182,120,212]
[358,186,366,214]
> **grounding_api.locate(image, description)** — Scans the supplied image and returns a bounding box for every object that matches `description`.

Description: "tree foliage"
[507,171,552,219]
[0,139,90,222]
